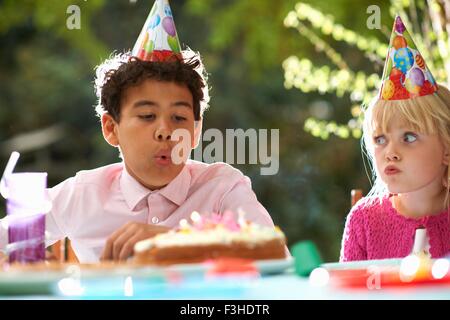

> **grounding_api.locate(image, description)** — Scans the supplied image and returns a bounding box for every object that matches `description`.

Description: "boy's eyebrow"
[133,100,157,108]
[132,100,192,109]
[171,101,193,109]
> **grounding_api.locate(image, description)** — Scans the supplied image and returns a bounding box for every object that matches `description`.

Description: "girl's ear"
[443,147,449,166]
[101,113,119,147]
[192,119,203,149]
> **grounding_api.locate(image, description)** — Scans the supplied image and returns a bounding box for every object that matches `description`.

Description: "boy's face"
[102,79,201,190]
[372,120,449,195]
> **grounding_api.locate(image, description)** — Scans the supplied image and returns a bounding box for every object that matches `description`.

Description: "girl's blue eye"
[404,132,417,143]
[374,135,386,145]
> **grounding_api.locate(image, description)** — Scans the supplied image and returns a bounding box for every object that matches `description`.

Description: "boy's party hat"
[132,0,182,62]
[380,15,438,100]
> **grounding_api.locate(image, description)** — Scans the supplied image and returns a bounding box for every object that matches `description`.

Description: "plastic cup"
[5,172,48,263]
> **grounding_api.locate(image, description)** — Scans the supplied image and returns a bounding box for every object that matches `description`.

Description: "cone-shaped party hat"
[380,15,438,100]
[132,0,182,62]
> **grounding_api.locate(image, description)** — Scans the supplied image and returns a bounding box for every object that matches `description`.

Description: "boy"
[0,1,275,263]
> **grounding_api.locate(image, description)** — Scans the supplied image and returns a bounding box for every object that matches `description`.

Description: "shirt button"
[151,217,159,224]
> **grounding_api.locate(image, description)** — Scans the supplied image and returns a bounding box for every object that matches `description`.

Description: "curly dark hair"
[94,49,210,121]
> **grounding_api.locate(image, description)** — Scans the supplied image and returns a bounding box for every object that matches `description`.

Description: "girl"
[340,16,450,261]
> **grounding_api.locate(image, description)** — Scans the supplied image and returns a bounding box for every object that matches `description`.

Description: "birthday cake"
[133,211,287,265]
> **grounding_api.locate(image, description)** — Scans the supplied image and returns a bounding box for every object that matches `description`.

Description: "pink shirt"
[0,160,275,263]
[340,194,450,261]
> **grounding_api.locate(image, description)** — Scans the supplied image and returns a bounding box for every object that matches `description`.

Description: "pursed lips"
[154,149,172,165]
[155,150,171,159]
[384,165,401,175]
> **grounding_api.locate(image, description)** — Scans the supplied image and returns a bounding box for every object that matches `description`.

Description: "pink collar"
[119,162,191,210]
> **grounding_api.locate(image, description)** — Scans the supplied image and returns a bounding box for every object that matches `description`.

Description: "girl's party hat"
[132,0,181,62]
[380,15,438,100]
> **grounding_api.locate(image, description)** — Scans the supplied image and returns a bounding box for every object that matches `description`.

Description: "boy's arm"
[219,176,274,227]
[44,177,76,247]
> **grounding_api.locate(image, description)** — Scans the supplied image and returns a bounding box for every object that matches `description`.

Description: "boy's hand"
[101,222,170,261]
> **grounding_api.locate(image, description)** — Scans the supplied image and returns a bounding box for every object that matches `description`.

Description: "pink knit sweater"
[340,194,450,261]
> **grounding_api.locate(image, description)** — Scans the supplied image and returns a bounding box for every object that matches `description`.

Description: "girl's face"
[372,120,448,194]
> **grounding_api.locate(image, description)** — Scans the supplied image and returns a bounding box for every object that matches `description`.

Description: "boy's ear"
[101,113,119,147]
[192,119,203,149]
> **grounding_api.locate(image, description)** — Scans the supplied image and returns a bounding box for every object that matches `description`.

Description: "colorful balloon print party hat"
[380,15,438,100]
[132,0,182,62]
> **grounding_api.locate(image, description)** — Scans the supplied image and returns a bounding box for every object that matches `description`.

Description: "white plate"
[321,258,403,271]
[155,257,294,276]
[255,257,294,274]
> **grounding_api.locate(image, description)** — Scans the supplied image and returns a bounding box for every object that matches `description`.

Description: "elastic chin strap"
[444,169,450,189]
[446,152,450,188]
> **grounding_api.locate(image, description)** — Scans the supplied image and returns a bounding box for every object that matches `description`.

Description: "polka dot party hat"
[132,0,182,62]
[380,15,438,100]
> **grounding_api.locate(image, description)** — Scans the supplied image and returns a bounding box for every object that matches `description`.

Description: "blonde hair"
[362,84,450,207]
